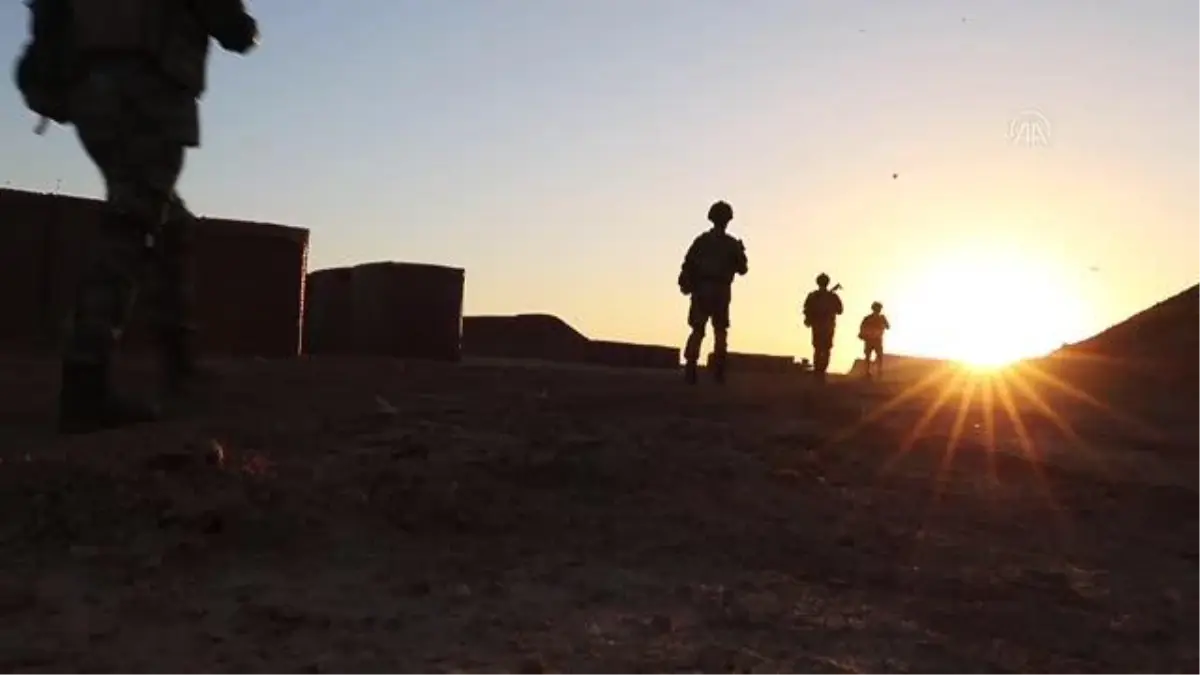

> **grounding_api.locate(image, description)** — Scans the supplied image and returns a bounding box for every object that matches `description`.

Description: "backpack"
[14,0,76,125]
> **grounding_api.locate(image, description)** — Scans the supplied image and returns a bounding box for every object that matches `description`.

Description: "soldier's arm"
[834,295,844,315]
[883,316,891,330]
[189,0,258,54]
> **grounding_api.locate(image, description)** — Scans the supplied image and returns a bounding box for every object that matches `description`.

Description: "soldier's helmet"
[871,301,883,311]
[707,200,733,224]
[816,273,830,287]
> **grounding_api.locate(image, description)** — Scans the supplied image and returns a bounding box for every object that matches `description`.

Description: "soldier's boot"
[684,361,698,385]
[58,361,160,435]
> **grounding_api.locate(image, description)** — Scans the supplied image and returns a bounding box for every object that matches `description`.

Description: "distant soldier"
[678,200,748,385]
[14,0,259,433]
[858,301,891,379]
[802,273,843,382]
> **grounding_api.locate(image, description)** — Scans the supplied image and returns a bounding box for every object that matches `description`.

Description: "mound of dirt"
[1059,284,1198,375]
[0,355,1194,672]
[1034,285,1198,433]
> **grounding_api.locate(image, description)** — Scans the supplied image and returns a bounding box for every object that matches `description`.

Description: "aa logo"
[1007,109,1052,148]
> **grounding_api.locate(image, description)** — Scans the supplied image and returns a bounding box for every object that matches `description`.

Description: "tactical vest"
[71,0,209,97]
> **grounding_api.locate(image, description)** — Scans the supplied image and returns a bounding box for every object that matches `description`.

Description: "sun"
[887,244,1089,370]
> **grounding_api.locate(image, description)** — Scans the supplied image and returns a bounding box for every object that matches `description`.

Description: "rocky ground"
[0,356,1195,673]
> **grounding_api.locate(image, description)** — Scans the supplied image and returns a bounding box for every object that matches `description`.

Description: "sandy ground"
[0,356,1195,673]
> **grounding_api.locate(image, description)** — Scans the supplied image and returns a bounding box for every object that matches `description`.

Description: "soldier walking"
[677,201,748,385]
[15,0,259,433]
[802,273,843,383]
[858,301,891,379]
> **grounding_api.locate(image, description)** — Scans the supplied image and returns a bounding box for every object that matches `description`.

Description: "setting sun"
[887,243,1091,369]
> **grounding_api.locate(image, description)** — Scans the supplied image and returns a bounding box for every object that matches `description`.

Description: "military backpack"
[14,0,76,126]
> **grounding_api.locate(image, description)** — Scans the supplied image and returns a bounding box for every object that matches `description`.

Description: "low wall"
[0,188,309,358]
[304,261,465,361]
[461,314,589,363]
[587,340,679,369]
[708,351,795,373]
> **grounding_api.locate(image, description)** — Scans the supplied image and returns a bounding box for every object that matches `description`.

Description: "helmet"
[816,273,830,287]
[871,301,883,311]
[707,200,733,224]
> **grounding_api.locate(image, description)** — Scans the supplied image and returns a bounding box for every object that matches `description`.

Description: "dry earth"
[0,356,1195,673]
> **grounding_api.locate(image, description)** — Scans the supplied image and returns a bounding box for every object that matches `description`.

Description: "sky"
[1,0,1196,372]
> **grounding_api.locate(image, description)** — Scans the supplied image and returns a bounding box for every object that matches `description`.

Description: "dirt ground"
[0,356,1195,673]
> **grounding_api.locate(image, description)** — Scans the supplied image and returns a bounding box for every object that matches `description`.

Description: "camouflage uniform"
[803,281,843,381]
[56,0,257,433]
[65,61,198,372]
[678,202,748,384]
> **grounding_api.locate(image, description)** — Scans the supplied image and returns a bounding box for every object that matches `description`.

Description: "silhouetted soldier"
[678,201,748,385]
[858,301,891,379]
[16,0,259,433]
[802,273,843,382]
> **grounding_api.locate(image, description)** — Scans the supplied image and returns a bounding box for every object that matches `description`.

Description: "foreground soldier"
[678,201,748,385]
[802,273,843,383]
[16,0,259,433]
[858,301,891,379]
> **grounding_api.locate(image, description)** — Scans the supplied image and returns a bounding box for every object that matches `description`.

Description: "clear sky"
[1,0,1196,371]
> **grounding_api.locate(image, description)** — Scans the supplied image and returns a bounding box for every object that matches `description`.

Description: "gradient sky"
[1,0,1196,371]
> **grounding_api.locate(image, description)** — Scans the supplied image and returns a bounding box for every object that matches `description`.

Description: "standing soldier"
[858,301,891,379]
[802,273,843,382]
[678,200,748,385]
[15,0,259,433]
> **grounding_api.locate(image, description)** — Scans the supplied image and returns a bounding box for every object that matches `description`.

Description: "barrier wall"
[461,314,590,362]
[0,188,309,358]
[352,262,464,361]
[304,261,465,361]
[303,267,355,355]
[587,340,679,369]
[707,351,795,373]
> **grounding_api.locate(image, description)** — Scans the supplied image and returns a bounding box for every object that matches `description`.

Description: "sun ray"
[824,365,957,449]
[933,377,978,499]
[1017,361,1158,438]
[878,369,966,476]
[913,378,981,543]
[1004,366,1111,479]
[995,375,1063,517]
[981,376,999,486]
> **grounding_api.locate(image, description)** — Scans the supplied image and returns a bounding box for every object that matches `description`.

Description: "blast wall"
[0,188,309,358]
[304,262,465,362]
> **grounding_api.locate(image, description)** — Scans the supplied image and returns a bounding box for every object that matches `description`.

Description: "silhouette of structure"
[460,314,590,363]
[847,353,950,382]
[304,262,465,361]
[461,314,680,369]
[706,351,796,374]
[587,340,679,369]
[0,188,308,357]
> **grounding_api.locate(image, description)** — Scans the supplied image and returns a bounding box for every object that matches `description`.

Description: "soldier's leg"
[711,302,730,383]
[683,298,708,384]
[812,327,833,380]
[60,90,185,432]
[148,194,200,394]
